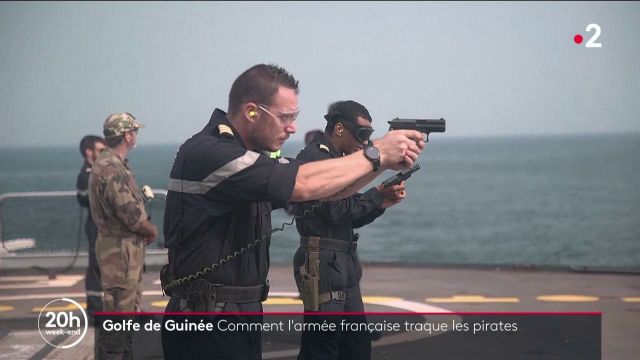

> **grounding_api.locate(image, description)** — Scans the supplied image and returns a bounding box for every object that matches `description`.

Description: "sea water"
[1,134,638,268]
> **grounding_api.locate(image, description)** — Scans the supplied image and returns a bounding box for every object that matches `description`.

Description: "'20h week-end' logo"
[37,298,88,349]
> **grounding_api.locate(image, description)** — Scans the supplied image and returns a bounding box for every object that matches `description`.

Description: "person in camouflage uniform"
[89,112,158,360]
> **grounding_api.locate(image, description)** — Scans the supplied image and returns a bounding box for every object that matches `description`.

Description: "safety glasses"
[340,121,374,144]
[257,104,300,125]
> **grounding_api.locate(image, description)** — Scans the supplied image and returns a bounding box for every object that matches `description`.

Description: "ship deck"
[0,264,638,359]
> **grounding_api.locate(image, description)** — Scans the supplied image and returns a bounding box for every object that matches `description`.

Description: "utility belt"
[299,236,358,254]
[298,236,356,311]
[167,277,269,312]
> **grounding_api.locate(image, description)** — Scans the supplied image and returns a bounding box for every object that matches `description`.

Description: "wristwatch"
[363,144,381,172]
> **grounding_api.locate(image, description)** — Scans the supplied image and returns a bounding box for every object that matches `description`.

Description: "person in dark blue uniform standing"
[161,64,425,359]
[292,101,407,360]
[76,134,106,323]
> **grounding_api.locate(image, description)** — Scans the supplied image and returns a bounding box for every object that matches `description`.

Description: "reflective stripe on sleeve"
[168,151,260,194]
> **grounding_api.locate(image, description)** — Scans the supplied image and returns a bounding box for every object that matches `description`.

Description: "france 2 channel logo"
[573,24,602,48]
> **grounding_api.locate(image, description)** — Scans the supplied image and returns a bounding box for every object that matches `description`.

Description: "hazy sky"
[1,1,639,147]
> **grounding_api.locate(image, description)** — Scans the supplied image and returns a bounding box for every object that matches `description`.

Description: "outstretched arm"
[290,130,424,202]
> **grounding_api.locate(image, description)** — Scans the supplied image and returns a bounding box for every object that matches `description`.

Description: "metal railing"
[0,190,169,270]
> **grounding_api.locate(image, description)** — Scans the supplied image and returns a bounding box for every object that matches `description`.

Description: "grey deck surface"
[0,264,638,359]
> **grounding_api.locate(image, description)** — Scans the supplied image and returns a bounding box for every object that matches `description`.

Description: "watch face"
[365,145,380,160]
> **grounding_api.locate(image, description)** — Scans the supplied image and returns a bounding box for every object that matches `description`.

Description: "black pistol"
[382,163,421,188]
[388,118,446,142]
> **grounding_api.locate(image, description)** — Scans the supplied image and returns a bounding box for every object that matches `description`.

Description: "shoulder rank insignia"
[319,144,330,153]
[218,124,234,138]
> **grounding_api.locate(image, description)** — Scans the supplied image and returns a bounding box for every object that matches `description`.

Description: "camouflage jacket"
[89,148,147,237]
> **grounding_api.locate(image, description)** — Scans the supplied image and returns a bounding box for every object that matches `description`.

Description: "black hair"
[79,135,105,158]
[304,129,324,145]
[228,64,299,116]
[323,100,372,134]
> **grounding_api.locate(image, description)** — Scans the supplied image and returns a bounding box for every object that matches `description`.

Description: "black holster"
[187,279,215,312]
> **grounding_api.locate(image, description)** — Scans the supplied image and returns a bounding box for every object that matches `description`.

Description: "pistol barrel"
[388,118,446,133]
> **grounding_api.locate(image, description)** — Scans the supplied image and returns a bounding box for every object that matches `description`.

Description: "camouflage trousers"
[96,234,145,360]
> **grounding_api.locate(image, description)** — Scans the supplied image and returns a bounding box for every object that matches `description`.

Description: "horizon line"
[2,131,639,149]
